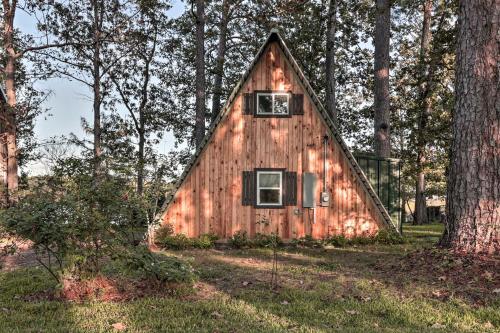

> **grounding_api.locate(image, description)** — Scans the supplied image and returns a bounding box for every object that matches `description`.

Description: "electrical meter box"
[303,172,317,208]
[320,191,330,207]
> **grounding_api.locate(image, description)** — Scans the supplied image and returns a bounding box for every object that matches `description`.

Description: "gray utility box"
[303,172,317,208]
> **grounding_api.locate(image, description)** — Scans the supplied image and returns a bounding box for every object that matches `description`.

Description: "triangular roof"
[161,30,398,233]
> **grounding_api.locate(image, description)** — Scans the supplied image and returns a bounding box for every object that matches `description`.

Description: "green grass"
[0,224,498,333]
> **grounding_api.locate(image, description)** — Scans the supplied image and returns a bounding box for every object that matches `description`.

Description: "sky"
[17,0,185,175]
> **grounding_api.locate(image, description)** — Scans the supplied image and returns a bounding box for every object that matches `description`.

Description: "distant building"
[405,195,446,223]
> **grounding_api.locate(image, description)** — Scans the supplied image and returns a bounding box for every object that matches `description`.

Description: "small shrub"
[160,234,193,250]
[122,245,196,283]
[155,224,174,245]
[252,233,283,248]
[326,235,348,247]
[350,236,374,245]
[291,235,323,248]
[192,233,219,249]
[229,230,250,249]
[374,229,406,244]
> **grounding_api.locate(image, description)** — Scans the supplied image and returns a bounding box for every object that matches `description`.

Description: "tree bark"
[373,0,391,158]
[326,0,337,123]
[194,0,206,148]
[0,112,6,206]
[92,0,103,182]
[414,0,433,225]
[440,0,499,254]
[211,0,230,122]
[2,0,18,204]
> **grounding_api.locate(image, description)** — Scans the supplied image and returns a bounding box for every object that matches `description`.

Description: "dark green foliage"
[1,158,150,281]
[252,233,283,248]
[156,232,218,250]
[373,229,406,245]
[155,224,174,246]
[228,230,250,249]
[159,234,193,250]
[120,245,196,284]
[325,235,348,247]
[291,235,324,249]
[192,233,219,249]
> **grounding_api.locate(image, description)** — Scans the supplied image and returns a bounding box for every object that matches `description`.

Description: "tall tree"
[373,0,391,158]
[110,1,172,195]
[441,0,499,254]
[325,0,337,123]
[413,0,433,225]
[35,0,130,180]
[1,0,67,205]
[211,0,230,122]
[194,0,206,148]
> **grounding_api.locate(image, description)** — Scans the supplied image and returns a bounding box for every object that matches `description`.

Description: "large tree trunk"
[0,116,7,206]
[325,0,337,123]
[137,127,145,195]
[373,0,391,158]
[2,0,18,204]
[414,0,433,225]
[92,0,103,181]
[440,0,499,254]
[194,0,206,148]
[211,0,230,122]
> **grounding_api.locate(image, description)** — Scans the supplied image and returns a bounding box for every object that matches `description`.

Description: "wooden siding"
[162,42,383,239]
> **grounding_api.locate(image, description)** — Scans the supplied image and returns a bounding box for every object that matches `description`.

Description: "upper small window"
[256,92,289,115]
[256,171,283,206]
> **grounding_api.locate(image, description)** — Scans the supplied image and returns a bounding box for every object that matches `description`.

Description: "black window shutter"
[242,171,255,205]
[284,171,297,205]
[243,93,254,115]
[291,94,304,115]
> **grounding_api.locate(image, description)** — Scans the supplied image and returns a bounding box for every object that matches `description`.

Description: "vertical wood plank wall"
[163,42,383,239]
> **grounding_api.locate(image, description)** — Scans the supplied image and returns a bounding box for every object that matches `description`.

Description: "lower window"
[256,170,283,206]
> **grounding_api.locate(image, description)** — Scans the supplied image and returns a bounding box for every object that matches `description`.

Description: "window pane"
[259,173,280,187]
[259,189,281,204]
[257,95,272,114]
[274,94,289,114]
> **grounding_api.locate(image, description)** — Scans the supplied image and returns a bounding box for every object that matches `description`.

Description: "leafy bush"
[228,230,250,249]
[252,233,283,248]
[325,235,348,247]
[0,158,151,282]
[121,245,196,284]
[291,235,323,248]
[374,229,406,244]
[160,234,193,250]
[155,224,174,246]
[156,231,218,250]
[192,233,219,249]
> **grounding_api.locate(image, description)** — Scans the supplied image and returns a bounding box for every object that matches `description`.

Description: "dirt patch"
[377,248,500,305]
[22,276,185,303]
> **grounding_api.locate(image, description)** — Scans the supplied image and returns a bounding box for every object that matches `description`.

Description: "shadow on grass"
[178,251,499,333]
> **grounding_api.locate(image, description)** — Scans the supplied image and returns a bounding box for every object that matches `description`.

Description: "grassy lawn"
[1,223,499,333]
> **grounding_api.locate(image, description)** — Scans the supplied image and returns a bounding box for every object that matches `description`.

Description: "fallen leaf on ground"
[211,311,223,319]
[492,288,500,294]
[484,321,494,329]
[438,276,447,281]
[1,308,8,313]
[281,300,289,305]
[345,310,359,315]
[242,281,250,286]
[112,322,127,331]
[431,323,446,329]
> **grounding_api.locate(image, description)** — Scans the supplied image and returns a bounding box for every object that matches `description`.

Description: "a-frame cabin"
[160,30,397,240]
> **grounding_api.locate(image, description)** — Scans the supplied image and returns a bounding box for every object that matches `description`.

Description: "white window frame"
[256,92,289,115]
[256,171,283,206]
